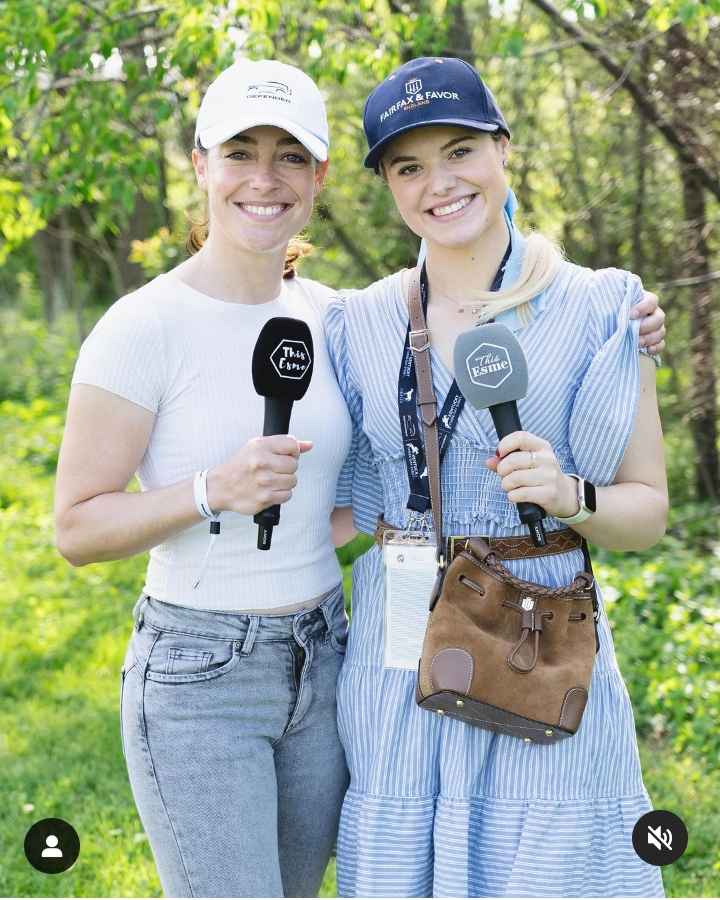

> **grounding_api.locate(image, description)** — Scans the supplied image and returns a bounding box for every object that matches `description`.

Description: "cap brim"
[198,115,328,161]
[364,118,508,171]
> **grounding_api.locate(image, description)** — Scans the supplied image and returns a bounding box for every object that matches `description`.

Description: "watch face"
[584,480,597,513]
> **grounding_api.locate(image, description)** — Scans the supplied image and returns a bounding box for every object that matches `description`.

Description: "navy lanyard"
[399,239,512,513]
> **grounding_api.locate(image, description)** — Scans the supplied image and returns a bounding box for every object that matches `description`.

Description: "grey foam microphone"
[454,323,546,547]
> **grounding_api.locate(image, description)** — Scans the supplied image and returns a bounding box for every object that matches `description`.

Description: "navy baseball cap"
[363,57,510,172]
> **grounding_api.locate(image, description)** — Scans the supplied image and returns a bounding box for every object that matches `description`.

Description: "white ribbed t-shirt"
[71,269,353,611]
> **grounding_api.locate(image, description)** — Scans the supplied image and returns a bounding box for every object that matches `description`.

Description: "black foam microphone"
[251,317,314,550]
[453,323,546,547]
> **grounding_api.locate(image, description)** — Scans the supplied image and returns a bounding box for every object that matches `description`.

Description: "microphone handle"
[488,401,547,547]
[254,397,295,550]
[263,397,294,437]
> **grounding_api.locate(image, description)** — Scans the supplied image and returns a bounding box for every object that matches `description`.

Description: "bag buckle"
[409,329,430,352]
[448,535,469,561]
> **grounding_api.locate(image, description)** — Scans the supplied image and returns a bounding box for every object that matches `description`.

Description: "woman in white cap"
[326,57,667,897]
[55,59,355,897]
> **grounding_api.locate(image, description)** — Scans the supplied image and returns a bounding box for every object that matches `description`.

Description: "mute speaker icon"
[647,824,672,851]
[632,810,687,866]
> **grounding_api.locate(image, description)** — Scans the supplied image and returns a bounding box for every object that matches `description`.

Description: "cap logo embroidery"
[405,78,422,95]
[379,89,461,124]
[246,81,292,103]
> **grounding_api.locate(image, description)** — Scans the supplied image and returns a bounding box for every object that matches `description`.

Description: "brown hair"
[186,139,314,278]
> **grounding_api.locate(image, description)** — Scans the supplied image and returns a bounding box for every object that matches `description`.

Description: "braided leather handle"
[462,538,594,600]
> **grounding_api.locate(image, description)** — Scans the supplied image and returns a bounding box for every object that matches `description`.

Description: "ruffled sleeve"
[325,295,382,535]
[568,268,652,486]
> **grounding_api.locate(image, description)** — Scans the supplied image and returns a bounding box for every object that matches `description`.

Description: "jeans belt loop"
[240,616,260,656]
[134,595,149,632]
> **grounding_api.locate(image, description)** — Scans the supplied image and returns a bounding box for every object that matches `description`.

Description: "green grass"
[1,398,718,897]
[1,534,717,896]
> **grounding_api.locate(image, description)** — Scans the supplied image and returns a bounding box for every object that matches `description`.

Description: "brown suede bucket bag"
[405,272,599,745]
[416,538,599,744]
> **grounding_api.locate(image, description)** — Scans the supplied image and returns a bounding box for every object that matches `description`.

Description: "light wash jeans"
[119,584,349,898]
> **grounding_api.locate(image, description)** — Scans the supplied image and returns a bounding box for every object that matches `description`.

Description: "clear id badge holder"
[382,519,439,670]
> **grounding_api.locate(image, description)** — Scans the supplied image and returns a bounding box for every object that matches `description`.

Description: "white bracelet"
[193,469,216,519]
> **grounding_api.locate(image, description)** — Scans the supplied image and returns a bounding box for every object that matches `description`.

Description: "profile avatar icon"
[41,834,63,858]
[24,818,79,873]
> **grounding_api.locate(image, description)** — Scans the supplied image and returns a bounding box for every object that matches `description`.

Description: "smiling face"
[381,126,509,250]
[191,125,328,255]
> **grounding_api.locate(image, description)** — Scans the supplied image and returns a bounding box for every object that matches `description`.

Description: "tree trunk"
[632,45,648,276]
[59,208,74,313]
[527,0,720,202]
[681,168,720,500]
[508,1,536,217]
[114,174,163,293]
[32,226,65,324]
[665,22,720,499]
[446,0,474,64]
[559,53,605,267]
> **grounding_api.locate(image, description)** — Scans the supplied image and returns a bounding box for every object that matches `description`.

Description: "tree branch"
[527,0,720,202]
[654,269,720,289]
[316,204,381,283]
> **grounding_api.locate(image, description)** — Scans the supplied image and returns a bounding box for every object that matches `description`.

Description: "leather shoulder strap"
[407,270,444,561]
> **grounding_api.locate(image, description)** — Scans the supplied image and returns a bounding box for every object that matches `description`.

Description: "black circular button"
[24,818,80,874]
[632,810,688,866]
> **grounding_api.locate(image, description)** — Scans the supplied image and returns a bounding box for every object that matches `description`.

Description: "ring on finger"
[529,450,537,468]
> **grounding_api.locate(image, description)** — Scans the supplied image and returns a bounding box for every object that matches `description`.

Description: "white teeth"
[430,195,473,217]
[240,204,286,217]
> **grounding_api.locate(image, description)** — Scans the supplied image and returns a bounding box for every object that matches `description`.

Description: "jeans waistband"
[132,583,345,645]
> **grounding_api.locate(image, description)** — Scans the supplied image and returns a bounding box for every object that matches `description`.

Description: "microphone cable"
[192,469,221,590]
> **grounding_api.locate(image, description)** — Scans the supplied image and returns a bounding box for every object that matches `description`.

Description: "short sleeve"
[71,294,165,413]
[568,268,649,486]
[325,296,383,534]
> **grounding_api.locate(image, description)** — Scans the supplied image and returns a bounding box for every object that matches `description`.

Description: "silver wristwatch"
[555,475,597,525]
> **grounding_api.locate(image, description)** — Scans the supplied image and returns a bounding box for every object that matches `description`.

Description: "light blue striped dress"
[325,222,665,898]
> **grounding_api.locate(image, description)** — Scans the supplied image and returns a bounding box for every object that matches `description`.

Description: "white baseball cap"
[194,59,329,161]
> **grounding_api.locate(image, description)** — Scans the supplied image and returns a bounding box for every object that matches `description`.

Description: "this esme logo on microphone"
[465,342,513,389]
[270,339,311,381]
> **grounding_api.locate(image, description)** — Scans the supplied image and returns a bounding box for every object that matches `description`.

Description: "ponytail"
[472,232,565,326]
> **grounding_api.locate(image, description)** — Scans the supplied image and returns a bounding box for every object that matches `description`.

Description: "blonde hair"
[407,231,564,324]
[472,232,564,326]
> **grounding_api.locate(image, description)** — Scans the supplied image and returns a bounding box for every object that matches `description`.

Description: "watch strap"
[555,474,593,525]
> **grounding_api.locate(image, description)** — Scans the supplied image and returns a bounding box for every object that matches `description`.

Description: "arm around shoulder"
[568,355,668,551]
[610,354,668,542]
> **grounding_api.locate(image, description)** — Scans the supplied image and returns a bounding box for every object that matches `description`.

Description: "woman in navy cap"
[327,57,667,897]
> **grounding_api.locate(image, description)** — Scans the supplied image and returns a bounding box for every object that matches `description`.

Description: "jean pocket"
[144,629,241,683]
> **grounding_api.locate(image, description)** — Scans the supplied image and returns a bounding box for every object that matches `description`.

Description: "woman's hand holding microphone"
[205,436,313,517]
[485,431,579,519]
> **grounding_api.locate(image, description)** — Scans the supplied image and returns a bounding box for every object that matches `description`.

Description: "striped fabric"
[324,225,665,897]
